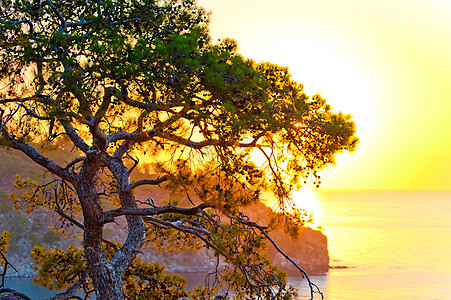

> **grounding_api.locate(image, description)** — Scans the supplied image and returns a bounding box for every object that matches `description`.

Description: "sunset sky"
[197,0,451,190]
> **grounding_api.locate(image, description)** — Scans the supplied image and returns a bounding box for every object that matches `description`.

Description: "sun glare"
[291,187,322,226]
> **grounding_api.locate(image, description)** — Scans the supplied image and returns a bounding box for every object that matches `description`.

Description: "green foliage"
[188,284,218,300]
[124,259,188,299]
[0,0,357,298]
[31,244,196,299]
[31,245,86,291]
[9,176,45,214]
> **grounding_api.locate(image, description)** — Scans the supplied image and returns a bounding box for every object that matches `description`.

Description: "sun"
[291,187,323,226]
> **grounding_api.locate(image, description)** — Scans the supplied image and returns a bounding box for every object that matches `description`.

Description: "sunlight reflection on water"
[315,190,451,300]
[4,191,451,299]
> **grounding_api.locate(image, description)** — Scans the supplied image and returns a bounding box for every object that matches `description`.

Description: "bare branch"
[159,130,267,150]
[0,250,20,288]
[103,203,209,221]
[48,270,88,300]
[65,20,94,29]
[126,153,139,174]
[94,87,119,126]
[107,128,262,151]
[19,104,52,121]
[1,129,76,183]
[129,176,168,190]
[0,19,34,37]
[65,156,86,170]
[142,215,227,258]
[112,139,135,160]
[0,288,32,300]
[54,208,119,253]
[45,0,66,32]
[54,208,84,230]
[107,129,157,144]
[236,216,324,300]
[60,119,90,152]
[0,105,20,134]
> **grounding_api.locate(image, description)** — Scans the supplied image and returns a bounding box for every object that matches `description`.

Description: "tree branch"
[45,0,66,32]
[0,105,20,134]
[65,156,86,170]
[142,215,227,258]
[111,18,175,34]
[112,139,135,160]
[0,288,32,300]
[54,208,119,253]
[129,176,168,190]
[107,129,157,144]
[19,104,52,121]
[236,216,324,300]
[48,269,88,300]
[155,131,265,150]
[1,129,76,184]
[103,203,209,222]
[0,19,34,37]
[0,250,19,288]
[94,87,118,126]
[60,119,90,152]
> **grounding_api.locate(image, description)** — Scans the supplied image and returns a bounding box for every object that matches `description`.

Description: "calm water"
[4,190,451,299]
[304,189,451,300]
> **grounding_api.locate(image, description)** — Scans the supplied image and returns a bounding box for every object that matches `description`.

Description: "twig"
[235,215,323,299]
[0,250,20,288]
[48,269,88,300]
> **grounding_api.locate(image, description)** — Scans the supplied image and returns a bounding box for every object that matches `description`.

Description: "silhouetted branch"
[236,215,324,300]
[0,288,32,300]
[48,270,88,300]
[45,0,66,31]
[142,215,227,258]
[0,250,20,288]
[129,176,168,190]
[107,129,157,143]
[0,19,34,37]
[103,203,209,221]
[19,104,52,121]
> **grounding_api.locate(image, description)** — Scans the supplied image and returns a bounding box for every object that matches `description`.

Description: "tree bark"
[107,156,145,277]
[76,155,124,299]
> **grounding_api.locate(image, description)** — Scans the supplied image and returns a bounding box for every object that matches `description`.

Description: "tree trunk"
[76,156,125,299]
[108,156,145,277]
[72,154,146,299]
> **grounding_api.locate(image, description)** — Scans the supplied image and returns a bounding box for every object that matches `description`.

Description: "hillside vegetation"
[0,148,329,277]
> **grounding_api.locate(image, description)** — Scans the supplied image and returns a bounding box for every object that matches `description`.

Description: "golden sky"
[197,0,451,190]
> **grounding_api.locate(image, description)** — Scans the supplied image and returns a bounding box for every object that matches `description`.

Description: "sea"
[4,190,451,299]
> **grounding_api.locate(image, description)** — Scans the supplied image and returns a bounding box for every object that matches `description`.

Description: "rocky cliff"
[0,148,329,277]
[241,201,329,275]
